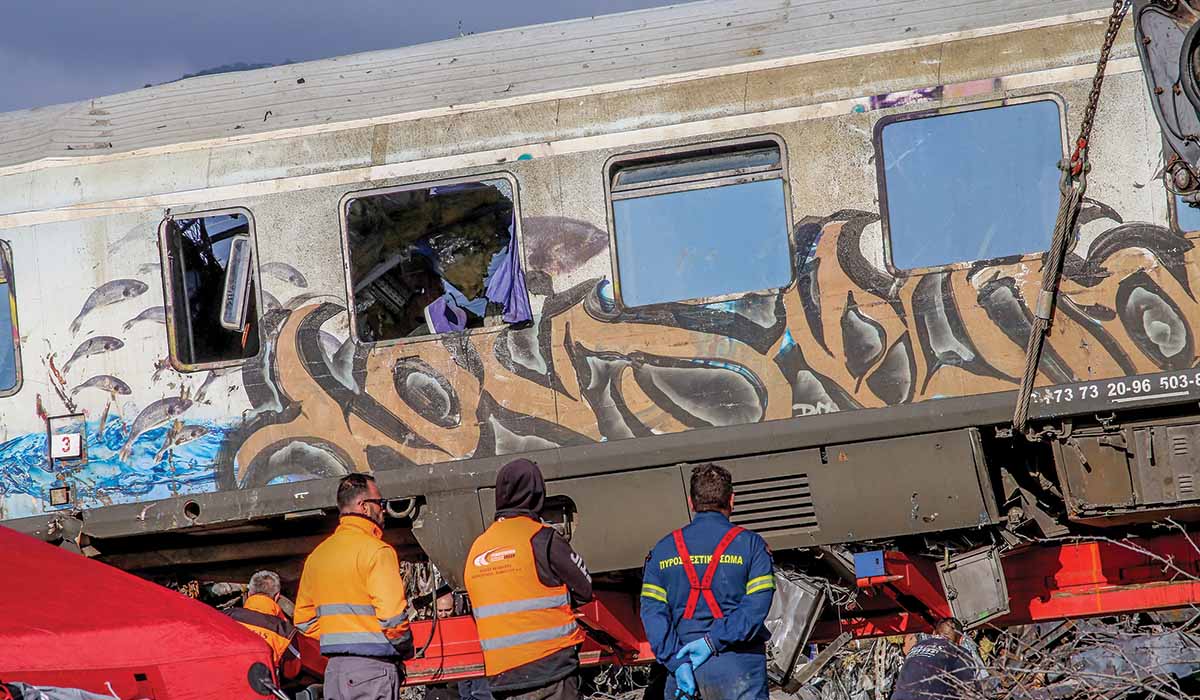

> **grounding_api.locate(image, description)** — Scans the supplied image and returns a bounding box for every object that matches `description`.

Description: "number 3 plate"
[51,433,82,459]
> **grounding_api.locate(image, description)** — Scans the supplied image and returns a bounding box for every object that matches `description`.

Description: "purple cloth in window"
[425,296,467,334]
[484,237,532,324]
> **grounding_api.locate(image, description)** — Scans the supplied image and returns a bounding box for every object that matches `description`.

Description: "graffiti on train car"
[1,203,1196,517]
[223,201,1197,486]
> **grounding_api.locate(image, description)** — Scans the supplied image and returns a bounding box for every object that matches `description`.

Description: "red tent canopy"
[0,526,276,699]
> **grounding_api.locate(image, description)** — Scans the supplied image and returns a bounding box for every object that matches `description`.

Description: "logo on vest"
[659,553,744,570]
[473,546,518,567]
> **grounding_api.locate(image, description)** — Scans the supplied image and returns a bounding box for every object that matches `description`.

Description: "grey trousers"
[325,656,403,700]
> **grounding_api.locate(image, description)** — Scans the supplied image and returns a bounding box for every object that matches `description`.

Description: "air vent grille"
[1179,473,1194,497]
[730,473,819,535]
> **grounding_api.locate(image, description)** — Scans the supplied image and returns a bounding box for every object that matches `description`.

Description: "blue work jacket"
[639,511,776,672]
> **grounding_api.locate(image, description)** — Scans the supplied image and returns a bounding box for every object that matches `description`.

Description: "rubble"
[785,615,1200,700]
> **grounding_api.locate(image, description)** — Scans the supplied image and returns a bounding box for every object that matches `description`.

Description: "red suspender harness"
[671,525,745,619]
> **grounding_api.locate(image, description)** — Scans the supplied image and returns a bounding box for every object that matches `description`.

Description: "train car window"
[0,241,21,396]
[877,99,1064,270]
[343,176,529,344]
[1174,195,1200,232]
[160,210,261,368]
[608,137,792,307]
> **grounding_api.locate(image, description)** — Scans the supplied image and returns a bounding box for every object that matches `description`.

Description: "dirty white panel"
[0,172,33,214]
[28,150,212,212]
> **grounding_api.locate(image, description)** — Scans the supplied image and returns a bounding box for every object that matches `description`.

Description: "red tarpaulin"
[0,526,276,699]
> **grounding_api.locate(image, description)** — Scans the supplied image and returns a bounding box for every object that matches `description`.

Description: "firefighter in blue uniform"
[640,464,776,700]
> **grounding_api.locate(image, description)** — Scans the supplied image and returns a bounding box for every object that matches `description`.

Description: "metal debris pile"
[582,664,654,700]
[794,614,1200,700]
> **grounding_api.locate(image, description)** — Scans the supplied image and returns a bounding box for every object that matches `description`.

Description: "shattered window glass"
[162,212,261,367]
[609,140,792,308]
[0,242,20,395]
[344,178,523,343]
[880,99,1063,269]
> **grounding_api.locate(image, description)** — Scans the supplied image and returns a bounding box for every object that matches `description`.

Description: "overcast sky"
[0,0,690,113]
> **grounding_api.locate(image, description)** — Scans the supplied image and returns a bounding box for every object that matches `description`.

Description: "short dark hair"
[690,463,733,512]
[337,473,377,512]
[935,618,964,635]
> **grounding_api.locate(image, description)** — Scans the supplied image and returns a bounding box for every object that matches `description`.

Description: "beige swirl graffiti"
[218,204,1199,488]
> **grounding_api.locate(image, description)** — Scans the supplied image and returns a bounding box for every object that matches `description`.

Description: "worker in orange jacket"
[225,570,299,675]
[464,459,593,700]
[296,473,414,700]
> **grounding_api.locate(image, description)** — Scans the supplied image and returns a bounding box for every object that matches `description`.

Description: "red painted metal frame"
[301,531,1200,682]
[816,530,1200,641]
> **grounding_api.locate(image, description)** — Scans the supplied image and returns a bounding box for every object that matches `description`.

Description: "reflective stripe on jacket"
[464,516,586,676]
[294,515,412,657]
[640,511,775,673]
[226,593,296,667]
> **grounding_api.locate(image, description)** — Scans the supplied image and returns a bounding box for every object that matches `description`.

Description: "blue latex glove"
[675,637,714,670]
[674,662,697,699]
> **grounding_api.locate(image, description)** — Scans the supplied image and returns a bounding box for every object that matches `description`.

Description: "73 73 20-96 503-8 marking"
[1030,371,1200,412]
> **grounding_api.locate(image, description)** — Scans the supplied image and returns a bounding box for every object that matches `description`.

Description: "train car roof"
[0,0,1110,171]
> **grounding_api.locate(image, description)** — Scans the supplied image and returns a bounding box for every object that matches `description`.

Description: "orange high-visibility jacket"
[294,515,412,657]
[463,517,586,676]
[226,593,296,667]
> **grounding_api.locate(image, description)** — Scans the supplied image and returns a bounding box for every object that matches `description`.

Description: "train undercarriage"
[42,393,1200,693]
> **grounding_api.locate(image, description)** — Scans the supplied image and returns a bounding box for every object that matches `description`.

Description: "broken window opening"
[161,210,261,368]
[343,176,531,344]
[877,97,1065,270]
[0,241,22,396]
[608,137,793,308]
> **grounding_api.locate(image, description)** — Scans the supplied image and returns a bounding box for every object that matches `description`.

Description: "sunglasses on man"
[361,498,388,508]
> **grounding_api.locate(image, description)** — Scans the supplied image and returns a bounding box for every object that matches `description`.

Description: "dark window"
[878,99,1064,269]
[609,138,793,308]
[344,177,524,343]
[0,241,21,395]
[161,211,261,367]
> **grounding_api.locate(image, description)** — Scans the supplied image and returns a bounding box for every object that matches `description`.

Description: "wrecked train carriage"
[0,0,1193,594]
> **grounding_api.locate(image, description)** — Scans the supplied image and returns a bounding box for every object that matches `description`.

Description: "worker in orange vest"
[463,459,593,700]
[295,473,414,700]
[225,570,299,675]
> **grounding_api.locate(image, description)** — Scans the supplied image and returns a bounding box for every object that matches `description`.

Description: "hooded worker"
[463,459,593,700]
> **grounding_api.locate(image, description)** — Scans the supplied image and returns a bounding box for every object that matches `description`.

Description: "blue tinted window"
[612,145,792,308]
[881,100,1063,269]
[0,243,19,394]
[1176,195,1200,231]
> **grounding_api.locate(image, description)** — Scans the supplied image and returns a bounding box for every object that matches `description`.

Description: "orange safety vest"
[463,517,585,676]
[227,593,295,667]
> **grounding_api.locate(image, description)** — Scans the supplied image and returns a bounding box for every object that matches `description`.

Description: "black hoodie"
[487,459,594,693]
[494,458,546,519]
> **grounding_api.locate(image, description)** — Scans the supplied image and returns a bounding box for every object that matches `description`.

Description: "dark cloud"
[0,0,687,113]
